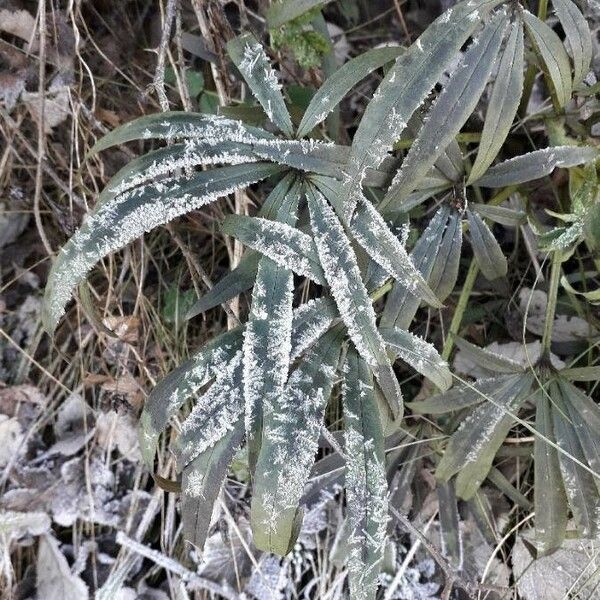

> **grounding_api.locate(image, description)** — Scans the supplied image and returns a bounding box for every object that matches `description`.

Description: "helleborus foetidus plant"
[42,0,599,596]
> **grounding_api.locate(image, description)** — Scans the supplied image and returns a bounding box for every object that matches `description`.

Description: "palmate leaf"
[474,146,599,188]
[338,0,506,219]
[523,10,573,108]
[297,45,404,138]
[221,215,325,283]
[381,206,462,330]
[552,0,593,86]
[552,381,600,538]
[176,351,244,470]
[436,373,534,499]
[42,162,281,333]
[241,177,303,470]
[381,9,509,211]
[138,328,243,469]
[251,326,344,554]
[380,327,452,391]
[181,419,244,551]
[306,186,403,418]
[467,209,508,280]
[468,18,524,184]
[227,33,294,136]
[534,392,568,555]
[343,346,387,600]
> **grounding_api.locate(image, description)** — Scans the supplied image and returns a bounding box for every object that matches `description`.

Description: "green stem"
[542,250,563,354]
[442,259,479,361]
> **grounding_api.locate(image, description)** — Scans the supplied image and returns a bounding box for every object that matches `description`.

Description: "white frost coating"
[308,191,393,382]
[243,258,295,438]
[290,298,337,361]
[44,169,270,329]
[177,351,244,470]
[233,217,323,282]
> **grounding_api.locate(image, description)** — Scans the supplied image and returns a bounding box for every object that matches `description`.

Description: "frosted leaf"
[222,215,325,283]
[177,351,244,469]
[290,297,338,361]
[43,162,279,332]
[343,348,388,600]
[307,188,402,417]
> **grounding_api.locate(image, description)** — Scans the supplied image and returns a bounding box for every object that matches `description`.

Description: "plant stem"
[442,259,479,361]
[542,250,563,354]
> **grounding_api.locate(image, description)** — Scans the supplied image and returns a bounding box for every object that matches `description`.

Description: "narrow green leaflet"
[181,419,244,551]
[227,33,294,136]
[176,352,244,470]
[42,162,281,332]
[350,195,442,308]
[380,327,452,391]
[381,10,508,210]
[551,383,600,538]
[475,146,599,188]
[222,215,325,283]
[560,366,600,383]
[138,328,243,468]
[454,338,523,373]
[242,178,302,472]
[186,253,260,319]
[251,327,344,555]
[266,0,333,29]
[381,206,461,330]
[343,347,387,600]
[307,187,402,417]
[437,482,463,570]
[340,0,506,218]
[534,392,568,555]
[407,375,517,415]
[467,210,508,280]
[468,19,524,184]
[89,111,274,155]
[290,297,338,361]
[436,373,533,499]
[470,203,526,227]
[553,0,593,85]
[561,379,600,435]
[522,10,573,108]
[297,46,404,138]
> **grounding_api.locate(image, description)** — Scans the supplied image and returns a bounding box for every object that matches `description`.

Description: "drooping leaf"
[227,33,294,136]
[436,373,534,499]
[251,327,344,554]
[307,186,402,418]
[534,391,568,555]
[242,177,303,471]
[551,382,600,538]
[470,203,527,227]
[339,0,506,218]
[266,0,334,29]
[350,195,442,308]
[467,209,508,280]
[380,327,452,391]
[297,46,404,138]
[468,19,524,183]
[454,337,523,373]
[381,206,462,330]
[407,374,519,415]
[475,146,599,188]
[552,0,593,86]
[181,418,244,551]
[42,162,281,332]
[221,214,325,283]
[138,328,243,468]
[88,111,274,156]
[343,346,388,600]
[381,10,508,210]
[176,351,244,470]
[522,10,573,108]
